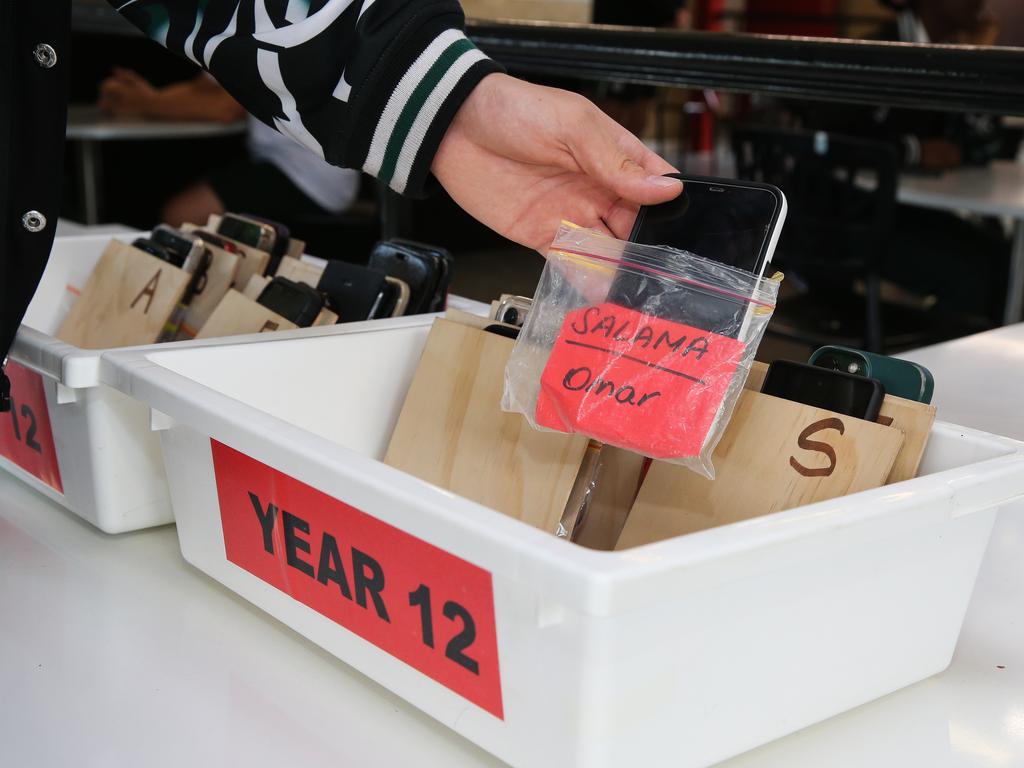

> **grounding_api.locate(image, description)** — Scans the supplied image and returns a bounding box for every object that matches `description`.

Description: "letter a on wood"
[130,269,163,314]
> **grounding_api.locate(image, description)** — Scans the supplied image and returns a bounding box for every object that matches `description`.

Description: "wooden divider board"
[384,318,591,532]
[182,221,270,290]
[745,361,769,392]
[177,243,240,339]
[615,390,905,549]
[572,445,647,550]
[445,308,490,329]
[242,274,271,301]
[195,289,297,339]
[744,361,935,483]
[275,256,325,288]
[442,307,641,545]
[313,307,339,326]
[285,237,307,261]
[876,396,936,482]
[56,240,191,349]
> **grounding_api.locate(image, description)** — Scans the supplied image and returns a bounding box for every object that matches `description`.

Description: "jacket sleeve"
[108,0,502,197]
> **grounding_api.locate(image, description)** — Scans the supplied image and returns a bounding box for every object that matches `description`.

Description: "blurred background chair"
[733,126,945,353]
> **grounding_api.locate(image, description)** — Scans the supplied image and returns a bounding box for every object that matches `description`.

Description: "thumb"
[569,112,682,205]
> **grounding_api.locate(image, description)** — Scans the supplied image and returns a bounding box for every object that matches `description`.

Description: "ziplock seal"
[552,248,777,309]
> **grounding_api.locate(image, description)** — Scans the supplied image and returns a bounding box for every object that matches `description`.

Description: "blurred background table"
[65,105,245,226]
[896,161,1024,325]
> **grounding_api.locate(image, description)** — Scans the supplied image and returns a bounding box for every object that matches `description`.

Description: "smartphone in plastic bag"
[503,224,781,477]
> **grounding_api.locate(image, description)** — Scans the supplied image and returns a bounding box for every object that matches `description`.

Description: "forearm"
[138,81,245,123]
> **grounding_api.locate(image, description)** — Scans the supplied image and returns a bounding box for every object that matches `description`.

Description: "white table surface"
[897,160,1024,219]
[895,160,1024,324]
[2,327,1024,767]
[66,105,246,141]
[54,218,136,238]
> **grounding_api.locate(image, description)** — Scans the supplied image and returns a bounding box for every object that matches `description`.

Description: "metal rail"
[69,3,1024,115]
[467,20,1024,115]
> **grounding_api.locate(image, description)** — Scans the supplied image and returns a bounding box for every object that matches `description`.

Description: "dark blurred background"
[66,0,1024,356]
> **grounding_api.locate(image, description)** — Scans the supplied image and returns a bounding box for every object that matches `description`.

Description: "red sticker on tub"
[535,303,745,459]
[210,440,503,719]
[0,362,63,493]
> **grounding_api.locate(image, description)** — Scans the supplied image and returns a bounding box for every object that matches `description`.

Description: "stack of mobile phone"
[317,262,397,322]
[104,213,457,334]
[761,361,886,420]
[367,239,452,315]
[135,226,215,342]
[255,277,325,327]
[250,240,454,326]
[207,216,451,322]
[760,348,934,419]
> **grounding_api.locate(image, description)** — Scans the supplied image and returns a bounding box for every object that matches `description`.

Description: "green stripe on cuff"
[377,37,476,185]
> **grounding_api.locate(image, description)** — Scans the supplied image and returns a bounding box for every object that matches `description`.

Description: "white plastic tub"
[101,320,1024,767]
[3,234,486,533]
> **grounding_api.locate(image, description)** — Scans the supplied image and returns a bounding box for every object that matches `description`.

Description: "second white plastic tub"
[3,234,486,532]
[101,319,1024,767]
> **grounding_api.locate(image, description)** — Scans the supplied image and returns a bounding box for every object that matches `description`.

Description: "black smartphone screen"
[132,237,182,267]
[151,226,197,263]
[257,278,322,327]
[761,361,884,420]
[318,262,388,322]
[367,242,437,314]
[630,178,780,273]
[218,216,266,249]
[607,176,781,338]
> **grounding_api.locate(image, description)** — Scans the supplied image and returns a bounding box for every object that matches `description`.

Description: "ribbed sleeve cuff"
[359,30,502,197]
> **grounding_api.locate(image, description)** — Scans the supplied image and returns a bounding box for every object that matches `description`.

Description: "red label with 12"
[211,440,504,719]
[0,361,63,493]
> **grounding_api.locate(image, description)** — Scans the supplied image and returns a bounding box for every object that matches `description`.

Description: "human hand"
[952,15,999,46]
[432,73,682,253]
[920,139,962,171]
[97,68,159,118]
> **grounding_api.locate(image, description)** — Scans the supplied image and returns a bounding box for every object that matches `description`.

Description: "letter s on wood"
[789,417,845,478]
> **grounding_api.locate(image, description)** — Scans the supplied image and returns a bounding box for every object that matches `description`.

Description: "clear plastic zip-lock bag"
[503,223,781,479]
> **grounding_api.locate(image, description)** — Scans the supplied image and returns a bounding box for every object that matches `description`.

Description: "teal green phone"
[809,346,934,404]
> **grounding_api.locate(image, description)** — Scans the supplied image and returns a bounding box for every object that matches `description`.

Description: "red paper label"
[536,303,745,458]
[0,362,63,493]
[211,440,503,719]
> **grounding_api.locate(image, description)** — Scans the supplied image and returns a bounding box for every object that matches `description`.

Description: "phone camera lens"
[502,308,519,325]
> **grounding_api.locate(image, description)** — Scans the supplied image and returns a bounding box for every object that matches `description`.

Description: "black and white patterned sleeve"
[108,0,503,197]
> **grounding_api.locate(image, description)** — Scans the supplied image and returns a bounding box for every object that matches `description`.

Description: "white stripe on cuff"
[390,48,488,193]
[363,28,467,178]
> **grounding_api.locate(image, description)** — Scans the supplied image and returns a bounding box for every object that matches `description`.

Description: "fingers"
[630,135,678,177]
[566,102,683,207]
[604,199,641,240]
[97,79,122,113]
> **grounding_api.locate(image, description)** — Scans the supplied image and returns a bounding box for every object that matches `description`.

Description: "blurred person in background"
[3,0,682,407]
[796,0,1010,172]
[787,0,1016,324]
[98,69,361,228]
[869,0,1006,172]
